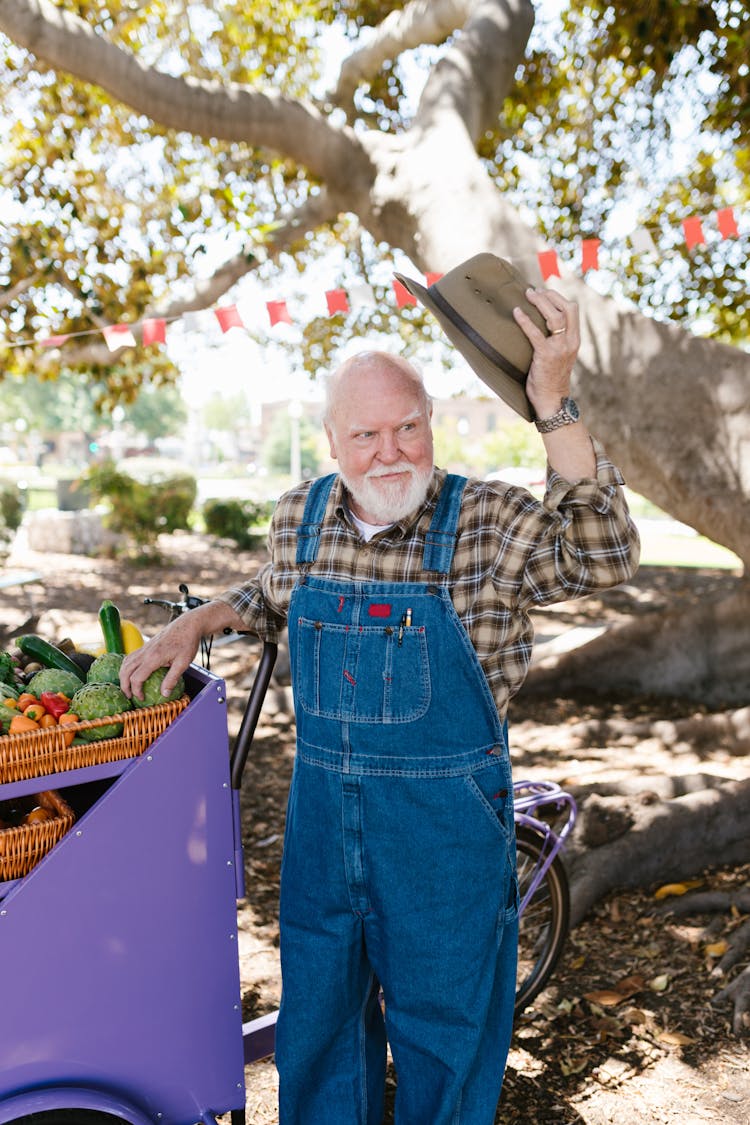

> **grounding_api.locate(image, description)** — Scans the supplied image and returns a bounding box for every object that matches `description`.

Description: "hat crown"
[395,252,545,421]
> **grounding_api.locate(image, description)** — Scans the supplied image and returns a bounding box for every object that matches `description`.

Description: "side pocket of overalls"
[465,758,519,922]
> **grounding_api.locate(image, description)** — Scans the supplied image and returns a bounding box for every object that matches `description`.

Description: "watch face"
[563,396,580,420]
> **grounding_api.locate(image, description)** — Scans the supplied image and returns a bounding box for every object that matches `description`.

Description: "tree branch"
[415,0,536,141]
[0,0,370,192]
[0,276,36,310]
[329,0,473,116]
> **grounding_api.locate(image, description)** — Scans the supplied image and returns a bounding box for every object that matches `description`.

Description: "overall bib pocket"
[294,615,431,723]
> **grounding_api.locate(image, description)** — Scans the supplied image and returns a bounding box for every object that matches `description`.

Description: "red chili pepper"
[40,691,72,720]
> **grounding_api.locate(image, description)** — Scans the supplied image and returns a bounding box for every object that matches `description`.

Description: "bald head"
[324,351,431,428]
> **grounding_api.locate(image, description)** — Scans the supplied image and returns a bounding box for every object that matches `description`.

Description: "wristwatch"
[534,396,580,433]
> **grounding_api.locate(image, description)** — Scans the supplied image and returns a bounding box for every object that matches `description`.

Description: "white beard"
[342,461,432,524]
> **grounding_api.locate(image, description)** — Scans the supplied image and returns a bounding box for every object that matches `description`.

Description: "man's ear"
[325,423,337,460]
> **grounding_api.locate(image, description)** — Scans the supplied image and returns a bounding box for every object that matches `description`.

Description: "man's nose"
[377,431,401,461]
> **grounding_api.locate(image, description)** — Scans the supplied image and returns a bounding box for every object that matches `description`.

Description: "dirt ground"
[2,527,749,1124]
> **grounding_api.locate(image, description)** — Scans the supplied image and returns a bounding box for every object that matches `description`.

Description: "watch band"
[534,396,580,433]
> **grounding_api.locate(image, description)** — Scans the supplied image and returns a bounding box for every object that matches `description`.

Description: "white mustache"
[366,462,417,479]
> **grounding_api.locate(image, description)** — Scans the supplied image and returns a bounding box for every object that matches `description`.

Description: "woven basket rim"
[0,693,189,742]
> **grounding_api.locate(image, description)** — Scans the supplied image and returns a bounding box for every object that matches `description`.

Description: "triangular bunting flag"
[326,289,349,315]
[682,216,705,249]
[630,228,657,255]
[267,300,292,327]
[348,283,376,308]
[214,304,245,333]
[102,324,136,351]
[141,317,166,346]
[581,238,600,273]
[538,249,560,281]
[716,207,739,238]
[40,334,71,348]
[425,272,443,286]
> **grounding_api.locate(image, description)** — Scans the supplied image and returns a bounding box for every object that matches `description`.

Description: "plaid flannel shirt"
[218,442,639,718]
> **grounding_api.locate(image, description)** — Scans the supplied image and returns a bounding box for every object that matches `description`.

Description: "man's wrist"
[534,395,580,433]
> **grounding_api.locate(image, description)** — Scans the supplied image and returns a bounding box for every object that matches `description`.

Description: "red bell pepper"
[40,691,71,720]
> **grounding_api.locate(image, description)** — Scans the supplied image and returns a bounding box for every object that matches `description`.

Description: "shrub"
[85,459,197,552]
[202,497,273,550]
[0,481,24,549]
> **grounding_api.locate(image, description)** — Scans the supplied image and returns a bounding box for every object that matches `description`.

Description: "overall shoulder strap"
[295,474,337,565]
[422,473,468,574]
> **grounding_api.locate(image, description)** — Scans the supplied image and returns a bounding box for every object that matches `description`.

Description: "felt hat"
[394,252,548,421]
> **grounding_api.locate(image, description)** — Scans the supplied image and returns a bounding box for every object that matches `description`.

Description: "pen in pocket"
[398,607,413,646]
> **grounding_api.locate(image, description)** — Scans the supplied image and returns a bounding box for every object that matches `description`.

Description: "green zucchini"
[0,680,19,700]
[98,600,124,654]
[17,635,86,681]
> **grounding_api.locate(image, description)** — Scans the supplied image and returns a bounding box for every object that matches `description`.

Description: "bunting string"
[1,204,744,353]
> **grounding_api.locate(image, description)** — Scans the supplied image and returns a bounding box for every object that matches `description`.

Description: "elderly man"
[121,282,639,1125]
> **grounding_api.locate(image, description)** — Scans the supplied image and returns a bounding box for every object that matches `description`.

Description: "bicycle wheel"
[514,824,570,1015]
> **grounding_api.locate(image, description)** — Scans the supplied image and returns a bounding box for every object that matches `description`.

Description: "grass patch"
[636,520,742,570]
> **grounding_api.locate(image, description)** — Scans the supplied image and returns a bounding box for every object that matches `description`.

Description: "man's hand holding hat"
[512,285,580,421]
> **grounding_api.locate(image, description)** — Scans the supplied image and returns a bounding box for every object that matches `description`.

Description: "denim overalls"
[276,473,519,1125]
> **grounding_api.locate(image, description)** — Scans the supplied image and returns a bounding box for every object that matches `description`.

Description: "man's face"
[325,362,434,524]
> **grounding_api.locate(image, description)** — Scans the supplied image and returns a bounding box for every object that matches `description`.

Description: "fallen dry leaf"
[653,879,703,900]
[585,990,626,1007]
[657,1030,696,1046]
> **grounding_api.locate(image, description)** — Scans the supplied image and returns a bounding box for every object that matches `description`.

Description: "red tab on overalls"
[368,603,392,618]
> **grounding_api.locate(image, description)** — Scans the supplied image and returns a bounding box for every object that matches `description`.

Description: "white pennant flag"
[102,324,137,351]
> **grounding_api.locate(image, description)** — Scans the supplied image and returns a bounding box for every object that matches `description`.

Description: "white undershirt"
[350,513,393,542]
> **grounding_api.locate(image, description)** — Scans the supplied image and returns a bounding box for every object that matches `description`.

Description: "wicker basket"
[0,789,76,881]
[0,695,190,785]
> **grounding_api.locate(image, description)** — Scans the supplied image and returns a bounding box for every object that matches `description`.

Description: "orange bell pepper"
[23,703,47,722]
[58,712,79,746]
[17,693,38,711]
[9,714,40,734]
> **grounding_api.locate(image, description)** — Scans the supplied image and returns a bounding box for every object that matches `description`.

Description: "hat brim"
[396,273,535,421]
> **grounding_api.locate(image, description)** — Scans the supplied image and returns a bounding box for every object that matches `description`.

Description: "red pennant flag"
[393,279,417,307]
[41,334,70,347]
[538,249,560,281]
[103,324,136,351]
[425,272,443,286]
[326,289,349,315]
[267,300,292,327]
[716,207,739,239]
[682,217,705,249]
[581,238,600,273]
[141,317,166,346]
[214,304,244,333]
